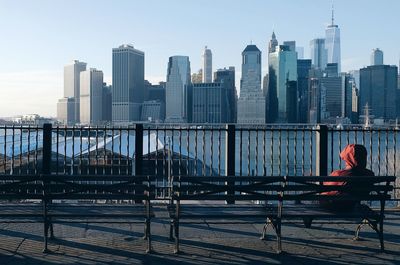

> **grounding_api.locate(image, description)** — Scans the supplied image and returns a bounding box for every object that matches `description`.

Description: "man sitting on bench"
[321,144,375,211]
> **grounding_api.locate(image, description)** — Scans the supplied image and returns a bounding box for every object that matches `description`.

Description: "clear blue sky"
[0,0,399,117]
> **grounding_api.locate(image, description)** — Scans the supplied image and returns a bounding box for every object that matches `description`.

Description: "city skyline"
[1,0,400,117]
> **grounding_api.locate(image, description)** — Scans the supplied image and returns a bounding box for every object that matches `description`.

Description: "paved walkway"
[0,207,399,265]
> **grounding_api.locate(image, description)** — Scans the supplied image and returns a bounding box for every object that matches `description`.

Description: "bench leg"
[260,219,270,240]
[174,219,180,254]
[379,218,384,252]
[146,218,152,253]
[303,217,313,229]
[42,199,50,253]
[276,219,282,254]
[353,219,367,241]
[169,219,174,241]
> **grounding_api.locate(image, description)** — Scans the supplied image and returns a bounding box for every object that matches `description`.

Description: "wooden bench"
[168,176,283,253]
[0,174,155,253]
[169,175,395,254]
[262,175,395,253]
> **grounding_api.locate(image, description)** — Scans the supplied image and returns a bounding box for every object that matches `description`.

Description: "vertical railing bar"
[194,128,198,176]
[278,129,282,175]
[286,129,289,176]
[103,125,107,175]
[218,127,221,176]
[239,129,243,176]
[309,130,313,176]
[118,126,122,175]
[111,127,114,176]
[19,125,23,175]
[202,128,206,176]
[96,126,99,175]
[294,130,297,176]
[210,128,213,176]
[163,127,166,180]
[369,128,373,172]
[338,129,342,169]
[378,130,381,176]
[79,126,83,175]
[72,126,75,175]
[11,125,15,174]
[262,129,266,176]
[394,128,397,177]
[386,128,389,175]
[271,130,274,176]
[146,126,149,176]
[63,126,67,175]
[27,125,31,175]
[88,125,91,175]
[301,129,305,175]
[55,126,59,175]
[247,128,250,176]
[3,127,6,173]
[186,126,190,176]
[179,128,182,177]
[255,128,259,176]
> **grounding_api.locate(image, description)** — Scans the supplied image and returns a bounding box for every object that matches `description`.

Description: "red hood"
[340,144,367,169]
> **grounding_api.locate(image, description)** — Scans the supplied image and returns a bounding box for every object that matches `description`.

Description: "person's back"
[321,144,374,211]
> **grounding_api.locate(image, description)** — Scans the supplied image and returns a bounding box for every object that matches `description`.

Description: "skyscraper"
[371,48,384,65]
[310,38,327,70]
[79,68,104,125]
[63,60,87,123]
[268,45,298,122]
[268,31,278,53]
[202,46,212,83]
[325,6,341,72]
[165,56,191,123]
[214,67,237,123]
[237,44,265,124]
[297,59,312,123]
[192,82,230,123]
[360,65,398,121]
[112,44,144,123]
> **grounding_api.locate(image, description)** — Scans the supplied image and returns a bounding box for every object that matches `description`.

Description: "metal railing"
[0,123,398,203]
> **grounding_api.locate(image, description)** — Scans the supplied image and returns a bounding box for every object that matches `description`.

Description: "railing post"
[41,123,52,253]
[135,124,144,203]
[316,124,328,176]
[42,123,52,175]
[226,124,235,204]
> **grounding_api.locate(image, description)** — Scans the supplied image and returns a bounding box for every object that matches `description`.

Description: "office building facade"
[165,56,191,123]
[80,68,104,124]
[63,60,87,123]
[237,44,265,124]
[112,44,144,123]
[360,65,398,121]
[310,38,327,70]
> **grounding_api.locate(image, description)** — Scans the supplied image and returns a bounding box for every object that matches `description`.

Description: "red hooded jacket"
[322,144,374,209]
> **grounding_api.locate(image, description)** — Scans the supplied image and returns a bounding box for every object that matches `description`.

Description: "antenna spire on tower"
[331,0,335,25]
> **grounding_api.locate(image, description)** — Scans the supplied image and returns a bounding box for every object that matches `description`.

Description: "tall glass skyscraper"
[202,46,212,83]
[237,44,265,124]
[112,44,144,123]
[310,38,327,70]
[325,8,341,73]
[268,45,298,122]
[165,56,191,123]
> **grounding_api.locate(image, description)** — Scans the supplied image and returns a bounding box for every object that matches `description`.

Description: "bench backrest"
[0,174,43,200]
[172,175,395,203]
[284,176,395,202]
[0,174,155,201]
[172,176,283,201]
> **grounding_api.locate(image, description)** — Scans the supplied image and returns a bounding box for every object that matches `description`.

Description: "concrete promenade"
[0,207,399,265]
